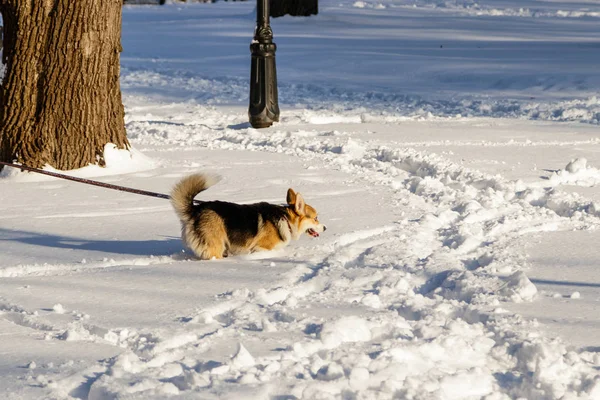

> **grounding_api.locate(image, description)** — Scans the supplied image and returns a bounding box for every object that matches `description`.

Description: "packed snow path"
[2,0,600,399]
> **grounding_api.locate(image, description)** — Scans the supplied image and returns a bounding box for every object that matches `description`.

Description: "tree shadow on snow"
[0,228,182,257]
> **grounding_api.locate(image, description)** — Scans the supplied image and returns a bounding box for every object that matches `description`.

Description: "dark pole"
[248,0,280,128]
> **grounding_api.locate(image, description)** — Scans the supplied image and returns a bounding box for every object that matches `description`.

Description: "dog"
[170,174,326,259]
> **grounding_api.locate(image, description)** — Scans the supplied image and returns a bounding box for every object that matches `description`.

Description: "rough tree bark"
[0,0,129,171]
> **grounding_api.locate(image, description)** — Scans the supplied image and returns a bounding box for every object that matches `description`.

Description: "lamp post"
[248,0,280,128]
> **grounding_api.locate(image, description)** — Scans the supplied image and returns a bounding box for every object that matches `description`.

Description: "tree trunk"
[0,0,129,171]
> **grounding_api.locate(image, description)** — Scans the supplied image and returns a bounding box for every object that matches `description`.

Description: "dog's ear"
[294,192,305,215]
[287,188,296,205]
[287,188,305,214]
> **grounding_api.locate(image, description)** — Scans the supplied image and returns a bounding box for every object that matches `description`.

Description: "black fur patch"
[193,201,289,243]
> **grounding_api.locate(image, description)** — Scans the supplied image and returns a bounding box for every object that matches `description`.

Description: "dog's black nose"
[323,225,327,231]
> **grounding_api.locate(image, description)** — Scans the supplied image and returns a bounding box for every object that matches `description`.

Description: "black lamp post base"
[248,42,280,129]
[249,116,278,129]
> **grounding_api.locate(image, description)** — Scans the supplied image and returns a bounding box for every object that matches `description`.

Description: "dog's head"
[286,188,326,239]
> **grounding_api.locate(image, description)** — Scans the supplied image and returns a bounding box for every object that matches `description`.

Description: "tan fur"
[194,210,228,259]
[170,174,220,224]
[170,174,326,260]
[252,219,287,252]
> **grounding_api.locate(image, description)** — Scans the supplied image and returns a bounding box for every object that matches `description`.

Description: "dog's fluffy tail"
[170,174,220,223]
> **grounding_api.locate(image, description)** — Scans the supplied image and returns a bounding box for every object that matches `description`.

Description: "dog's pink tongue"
[308,229,319,238]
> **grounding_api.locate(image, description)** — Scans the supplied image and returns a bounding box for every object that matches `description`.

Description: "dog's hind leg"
[197,211,228,259]
[202,242,226,260]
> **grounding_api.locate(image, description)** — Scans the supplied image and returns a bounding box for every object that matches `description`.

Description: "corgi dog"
[170,174,326,260]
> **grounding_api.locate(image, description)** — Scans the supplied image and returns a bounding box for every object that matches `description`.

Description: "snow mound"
[319,316,372,348]
[231,343,255,369]
[0,144,156,182]
[500,271,538,303]
[548,158,600,187]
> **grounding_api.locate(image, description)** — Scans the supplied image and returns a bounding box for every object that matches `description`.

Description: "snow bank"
[548,158,600,187]
[0,144,156,182]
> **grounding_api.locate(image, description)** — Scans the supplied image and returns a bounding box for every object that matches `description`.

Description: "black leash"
[0,160,198,204]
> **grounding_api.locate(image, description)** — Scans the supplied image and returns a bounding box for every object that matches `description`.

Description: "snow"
[0,144,155,182]
[1,0,600,398]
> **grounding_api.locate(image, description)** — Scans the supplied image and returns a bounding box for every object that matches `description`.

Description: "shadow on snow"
[0,228,182,257]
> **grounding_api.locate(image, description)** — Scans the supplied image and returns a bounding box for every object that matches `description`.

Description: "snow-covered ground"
[2,0,600,398]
